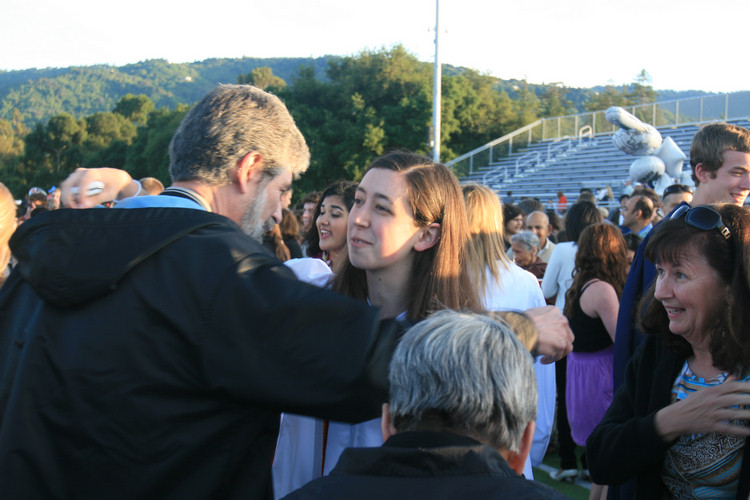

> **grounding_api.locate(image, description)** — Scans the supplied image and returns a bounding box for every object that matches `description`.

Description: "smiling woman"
[303,180,356,269]
[587,203,750,499]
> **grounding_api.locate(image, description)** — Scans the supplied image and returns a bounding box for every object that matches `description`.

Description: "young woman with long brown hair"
[274,152,480,498]
[563,223,628,500]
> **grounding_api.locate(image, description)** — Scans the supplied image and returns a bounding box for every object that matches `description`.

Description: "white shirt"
[273,259,388,498]
[537,239,556,264]
[541,241,577,312]
[480,262,555,480]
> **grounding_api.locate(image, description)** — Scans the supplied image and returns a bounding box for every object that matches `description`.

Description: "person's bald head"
[525,211,551,248]
[622,195,654,233]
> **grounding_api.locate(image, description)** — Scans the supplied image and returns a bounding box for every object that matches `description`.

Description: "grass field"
[532,446,591,500]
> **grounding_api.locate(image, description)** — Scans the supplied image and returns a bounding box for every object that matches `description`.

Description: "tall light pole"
[432,0,441,163]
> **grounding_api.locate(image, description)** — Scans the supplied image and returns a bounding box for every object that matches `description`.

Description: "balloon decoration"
[606,107,690,195]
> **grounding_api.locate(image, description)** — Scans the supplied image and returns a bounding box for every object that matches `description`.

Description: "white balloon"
[655,137,687,178]
[605,106,649,132]
[614,126,663,156]
[630,156,665,184]
[653,174,676,197]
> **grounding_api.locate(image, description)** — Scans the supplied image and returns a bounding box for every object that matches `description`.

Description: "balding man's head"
[622,195,654,233]
[525,211,551,248]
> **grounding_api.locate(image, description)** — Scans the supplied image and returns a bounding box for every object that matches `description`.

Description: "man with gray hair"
[0,85,407,500]
[282,310,570,500]
[0,85,574,500]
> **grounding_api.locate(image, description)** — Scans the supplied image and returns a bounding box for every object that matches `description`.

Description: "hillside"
[0,57,714,127]
[0,57,334,125]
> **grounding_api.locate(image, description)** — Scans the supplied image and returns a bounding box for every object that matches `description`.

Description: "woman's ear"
[414,223,442,252]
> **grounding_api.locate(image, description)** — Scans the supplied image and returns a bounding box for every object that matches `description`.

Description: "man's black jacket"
[0,207,401,500]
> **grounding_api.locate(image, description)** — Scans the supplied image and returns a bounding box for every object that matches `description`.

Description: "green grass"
[532,446,591,500]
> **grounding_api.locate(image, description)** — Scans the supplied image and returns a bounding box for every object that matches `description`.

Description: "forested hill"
[0,56,711,127]
[0,57,335,125]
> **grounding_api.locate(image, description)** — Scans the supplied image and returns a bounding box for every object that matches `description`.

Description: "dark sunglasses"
[670,205,731,240]
[663,184,693,197]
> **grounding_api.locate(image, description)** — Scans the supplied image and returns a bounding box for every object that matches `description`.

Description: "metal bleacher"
[450,92,750,204]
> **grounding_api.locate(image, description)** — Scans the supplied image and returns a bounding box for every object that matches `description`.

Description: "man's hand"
[61,168,136,208]
[524,306,574,364]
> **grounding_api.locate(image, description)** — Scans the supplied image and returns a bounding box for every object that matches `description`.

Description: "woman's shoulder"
[581,279,615,294]
[484,262,545,310]
[580,279,618,308]
[284,257,334,287]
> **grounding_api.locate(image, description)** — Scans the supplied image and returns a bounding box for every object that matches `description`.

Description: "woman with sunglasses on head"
[587,204,750,500]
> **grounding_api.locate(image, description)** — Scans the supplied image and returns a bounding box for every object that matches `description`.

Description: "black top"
[568,280,613,352]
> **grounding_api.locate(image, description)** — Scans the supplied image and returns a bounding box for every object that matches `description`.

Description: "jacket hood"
[9,207,230,307]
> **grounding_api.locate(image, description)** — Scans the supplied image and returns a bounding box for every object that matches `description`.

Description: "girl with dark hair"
[542,201,603,310]
[541,201,603,484]
[503,203,523,251]
[562,223,628,500]
[303,181,357,269]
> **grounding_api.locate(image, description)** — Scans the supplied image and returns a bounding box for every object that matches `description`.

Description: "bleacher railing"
[448,92,750,178]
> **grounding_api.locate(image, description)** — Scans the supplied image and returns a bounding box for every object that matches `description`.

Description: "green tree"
[627,69,659,106]
[84,112,137,149]
[276,46,434,191]
[113,94,155,126]
[440,70,517,162]
[0,118,25,159]
[23,113,87,179]
[585,84,629,111]
[123,105,189,184]
[540,83,576,118]
[512,81,540,127]
[237,67,287,90]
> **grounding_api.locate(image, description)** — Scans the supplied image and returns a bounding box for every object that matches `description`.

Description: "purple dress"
[565,281,614,446]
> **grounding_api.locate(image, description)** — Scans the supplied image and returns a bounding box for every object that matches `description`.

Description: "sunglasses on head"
[663,184,693,197]
[670,205,731,240]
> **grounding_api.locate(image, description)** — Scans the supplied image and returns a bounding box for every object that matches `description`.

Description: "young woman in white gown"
[273,152,480,498]
[462,183,555,480]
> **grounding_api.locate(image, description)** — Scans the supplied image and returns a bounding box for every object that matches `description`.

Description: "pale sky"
[3,0,748,93]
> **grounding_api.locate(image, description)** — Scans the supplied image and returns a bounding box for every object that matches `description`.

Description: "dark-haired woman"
[563,223,628,500]
[503,203,523,251]
[303,181,357,270]
[542,201,603,483]
[588,204,750,499]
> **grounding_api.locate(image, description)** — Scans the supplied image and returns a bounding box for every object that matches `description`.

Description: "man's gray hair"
[169,85,310,185]
[388,310,537,452]
[511,231,540,252]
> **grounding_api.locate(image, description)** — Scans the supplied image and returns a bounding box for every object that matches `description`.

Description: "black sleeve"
[200,257,402,423]
[586,339,673,485]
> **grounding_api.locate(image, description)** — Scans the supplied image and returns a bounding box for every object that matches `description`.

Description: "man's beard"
[241,181,275,242]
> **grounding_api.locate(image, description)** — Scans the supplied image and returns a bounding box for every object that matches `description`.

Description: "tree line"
[0,46,659,199]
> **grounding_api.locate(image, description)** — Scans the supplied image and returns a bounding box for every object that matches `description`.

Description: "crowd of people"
[1,84,750,500]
